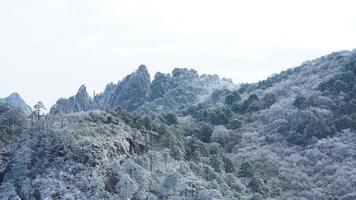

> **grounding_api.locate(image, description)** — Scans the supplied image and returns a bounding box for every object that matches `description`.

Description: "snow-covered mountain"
[1,50,356,199]
[50,65,236,114]
[0,93,32,115]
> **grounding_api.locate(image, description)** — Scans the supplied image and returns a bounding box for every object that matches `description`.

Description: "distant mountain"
[50,65,236,114]
[0,93,32,115]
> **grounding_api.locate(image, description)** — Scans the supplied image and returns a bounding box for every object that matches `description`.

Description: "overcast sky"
[0,0,356,108]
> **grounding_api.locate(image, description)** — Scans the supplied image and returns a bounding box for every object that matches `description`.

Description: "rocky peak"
[76,85,87,95]
[154,72,170,80]
[108,65,151,111]
[149,72,174,100]
[127,65,151,91]
[50,85,96,114]
[51,65,236,114]
[172,68,199,79]
[0,93,32,115]
[96,82,116,106]
[137,64,149,73]
[74,85,92,110]
[7,92,20,99]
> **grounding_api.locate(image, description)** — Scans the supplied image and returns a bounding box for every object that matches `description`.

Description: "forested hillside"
[1,50,356,199]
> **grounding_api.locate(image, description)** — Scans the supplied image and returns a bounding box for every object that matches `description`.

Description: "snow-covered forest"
[1,50,356,199]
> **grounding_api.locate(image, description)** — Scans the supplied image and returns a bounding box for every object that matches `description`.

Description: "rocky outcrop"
[95,82,116,109]
[137,68,236,113]
[107,65,151,111]
[50,85,96,114]
[0,93,32,115]
[50,65,236,113]
[149,72,175,100]
[172,68,199,80]
[0,104,12,115]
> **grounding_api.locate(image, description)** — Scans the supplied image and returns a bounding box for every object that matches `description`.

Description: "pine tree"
[33,101,46,120]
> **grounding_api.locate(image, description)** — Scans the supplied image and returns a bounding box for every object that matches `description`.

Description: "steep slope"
[182,50,356,199]
[0,103,27,174]
[0,111,148,199]
[0,93,32,116]
[0,110,244,199]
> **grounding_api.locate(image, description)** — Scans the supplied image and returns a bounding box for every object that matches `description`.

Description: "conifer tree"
[33,101,46,120]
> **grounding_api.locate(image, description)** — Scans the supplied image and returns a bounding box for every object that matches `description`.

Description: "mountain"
[106,65,151,111]
[1,50,356,199]
[50,65,236,114]
[0,93,32,115]
[181,50,356,198]
[50,85,96,114]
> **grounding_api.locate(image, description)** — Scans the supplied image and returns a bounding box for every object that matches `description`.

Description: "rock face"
[138,68,236,113]
[50,85,96,114]
[149,72,175,100]
[0,104,12,115]
[50,65,236,114]
[107,65,151,111]
[172,68,199,79]
[0,93,32,115]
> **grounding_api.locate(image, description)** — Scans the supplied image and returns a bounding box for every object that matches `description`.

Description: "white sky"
[0,0,356,108]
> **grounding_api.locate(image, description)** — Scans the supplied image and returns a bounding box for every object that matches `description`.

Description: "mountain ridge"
[1,49,356,199]
[50,65,236,114]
